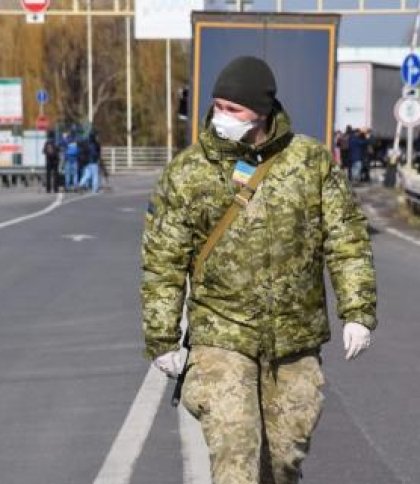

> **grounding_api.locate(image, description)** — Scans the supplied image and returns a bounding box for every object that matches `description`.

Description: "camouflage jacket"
[141,107,377,361]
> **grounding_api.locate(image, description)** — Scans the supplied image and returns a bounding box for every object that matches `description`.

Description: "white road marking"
[178,406,212,484]
[385,227,420,247]
[329,383,407,484]
[92,364,168,484]
[0,191,100,231]
[177,304,211,484]
[61,192,99,206]
[363,205,388,225]
[62,234,96,242]
[118,207,137,213]
[364,204,420,246]
[0,192,64,230]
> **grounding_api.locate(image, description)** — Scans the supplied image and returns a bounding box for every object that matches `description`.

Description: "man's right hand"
[153,351,183,379]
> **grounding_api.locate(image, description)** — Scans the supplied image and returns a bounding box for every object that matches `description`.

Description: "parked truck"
[335,61,402,160]
[189,11,340,149]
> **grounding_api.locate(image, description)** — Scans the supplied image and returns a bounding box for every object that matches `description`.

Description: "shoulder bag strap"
[193,155,277,279]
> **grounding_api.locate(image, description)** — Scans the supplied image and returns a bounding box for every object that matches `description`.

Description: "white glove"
[153,351,183,378]
[343,322,371,360]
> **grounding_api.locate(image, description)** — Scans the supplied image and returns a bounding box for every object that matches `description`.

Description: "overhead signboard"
[135,0,204,39]
[0,78,23,126]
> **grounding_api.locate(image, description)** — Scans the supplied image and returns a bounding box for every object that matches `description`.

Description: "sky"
[204,0,420,47]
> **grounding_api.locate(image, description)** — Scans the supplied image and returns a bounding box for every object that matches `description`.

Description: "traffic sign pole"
[36,89,48,121]
[407,0,420,170]
[408,126,414,169]
[390,2,420,175]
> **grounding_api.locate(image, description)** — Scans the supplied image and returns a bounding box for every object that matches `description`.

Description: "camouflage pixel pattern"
[141,106,377,360]
[181,345,325,484]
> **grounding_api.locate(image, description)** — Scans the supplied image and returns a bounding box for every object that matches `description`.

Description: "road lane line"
[178,406,212,484]
[385,227,420,247]
[60,192,99,206]
[92,364,167,484]
[0,192,64,230]
[0,191,105,231]
[329,383,408,484]
[363,203,420,247]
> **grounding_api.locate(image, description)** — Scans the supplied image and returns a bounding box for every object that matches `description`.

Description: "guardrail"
[102,147,171,173]
[0,166,43,187]
[398,166,420,214]
[0,146,171,188]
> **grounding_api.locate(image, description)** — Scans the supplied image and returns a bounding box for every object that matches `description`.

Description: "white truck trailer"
[335,61,402,141]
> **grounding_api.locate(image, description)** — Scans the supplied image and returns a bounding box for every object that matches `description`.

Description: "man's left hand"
[343,322,371,360]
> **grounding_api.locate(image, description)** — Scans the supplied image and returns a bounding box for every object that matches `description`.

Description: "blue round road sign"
[401,53,420,87]
[36,89,49,104]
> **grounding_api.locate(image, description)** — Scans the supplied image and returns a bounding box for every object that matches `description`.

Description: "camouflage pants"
[181,345,325,484]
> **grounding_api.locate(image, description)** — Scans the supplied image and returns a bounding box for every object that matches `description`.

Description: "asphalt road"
[0,174,419,484]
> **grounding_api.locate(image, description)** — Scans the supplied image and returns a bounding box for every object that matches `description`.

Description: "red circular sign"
[21,0,50,14]
[36,114,50,131]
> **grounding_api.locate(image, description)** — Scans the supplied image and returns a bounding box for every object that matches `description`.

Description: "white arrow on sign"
[407,57,420,86]
[62,234,96,242]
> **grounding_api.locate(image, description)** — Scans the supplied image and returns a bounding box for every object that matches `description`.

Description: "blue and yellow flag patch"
[232,160,256,186]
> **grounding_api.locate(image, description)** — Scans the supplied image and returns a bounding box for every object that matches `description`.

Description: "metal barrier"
[0,146,170,188]
[0,167,43,188]
[398,166,420,214]
[102,147,170,173]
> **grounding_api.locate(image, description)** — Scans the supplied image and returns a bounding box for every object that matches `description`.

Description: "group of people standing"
[334,125,376,184]
[43,128,103,194]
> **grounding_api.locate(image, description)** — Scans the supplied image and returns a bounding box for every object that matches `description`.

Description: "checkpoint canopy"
[190,12,340,149]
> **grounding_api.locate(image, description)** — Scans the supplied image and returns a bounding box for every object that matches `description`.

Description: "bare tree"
[0,14,190,146]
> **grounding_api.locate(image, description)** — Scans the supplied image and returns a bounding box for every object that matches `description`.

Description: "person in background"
[43,130,60,193]
[99,155,110,188]
[77,134,91,187]
[62,129,79,191]
[333,130,342,165]
[362,128,375,183]
[338,124,352,174]
[78,131,101,193]
[348,128,368,183]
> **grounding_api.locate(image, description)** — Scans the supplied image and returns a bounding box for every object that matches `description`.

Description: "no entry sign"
[35,114,50,131]
[21,0,50,14]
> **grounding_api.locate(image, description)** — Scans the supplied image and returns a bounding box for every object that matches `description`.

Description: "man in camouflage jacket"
[141,57,377,484]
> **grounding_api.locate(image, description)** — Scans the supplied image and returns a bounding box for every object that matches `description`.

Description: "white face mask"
[212,111,258,142]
